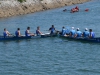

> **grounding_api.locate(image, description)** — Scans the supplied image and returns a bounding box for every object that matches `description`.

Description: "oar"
[9,34,15,37]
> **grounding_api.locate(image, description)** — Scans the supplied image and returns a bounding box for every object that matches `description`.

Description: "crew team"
[61,26,95,38]
[3,25,95,38]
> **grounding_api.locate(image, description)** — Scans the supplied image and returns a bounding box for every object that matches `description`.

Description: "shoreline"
[0,0,90,18]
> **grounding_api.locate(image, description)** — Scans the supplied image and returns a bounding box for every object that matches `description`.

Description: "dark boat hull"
[0,33,57,41]
[0,36,31,41]
[60,35,100,43]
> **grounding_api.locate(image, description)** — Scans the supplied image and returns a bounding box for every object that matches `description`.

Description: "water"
[0,0,100,75]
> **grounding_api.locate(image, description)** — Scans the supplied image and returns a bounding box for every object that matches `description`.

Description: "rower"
[3,28,11,37]
[75,6,79,11]
[75,28,82,38]
[49,25,56,35]
[85,9,89,12]
[63,9,67,12]
[25,27,34,36]
[83,28,89,38]
[89,29,95,38]
[71,8,75,13]
[15,28,21,37]
[36,26,42,36]
[70,27,76,37]
[66,27,70,36]
[71,8,77,13]
[61,26,66,36]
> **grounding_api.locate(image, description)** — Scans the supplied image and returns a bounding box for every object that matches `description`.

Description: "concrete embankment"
[0,0,90,18]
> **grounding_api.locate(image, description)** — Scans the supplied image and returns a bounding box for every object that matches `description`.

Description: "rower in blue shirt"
[61,26,66,36]
[15,28,21,37]
[3,28,11,37]
[89,29,95,38]
[36,26,42,36]
[83,28,89,38]
[25,27,34,36]
[49,25,56,35]
[75,28,82,38]
[70,27,76,37]
[66,27,70,36]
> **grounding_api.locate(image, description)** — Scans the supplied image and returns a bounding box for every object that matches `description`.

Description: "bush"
[17,0,26,3]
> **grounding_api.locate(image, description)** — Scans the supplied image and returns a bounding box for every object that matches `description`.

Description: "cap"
[72,27,74,29]
[77,28,79,30]
[85,28,88,31]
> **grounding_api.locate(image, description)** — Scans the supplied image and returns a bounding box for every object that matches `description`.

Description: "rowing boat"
[60,35,100,43]
[2,32,100,43]
[0,33,57,41]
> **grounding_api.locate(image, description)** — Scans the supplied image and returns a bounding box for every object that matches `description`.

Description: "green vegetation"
[17,0,26,3]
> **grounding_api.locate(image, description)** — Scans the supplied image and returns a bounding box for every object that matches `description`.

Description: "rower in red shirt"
[75,6,79,11]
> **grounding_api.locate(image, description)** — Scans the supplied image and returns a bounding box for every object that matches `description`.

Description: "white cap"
[77,28,79,30]
[85,28,88,31]
[72,27,74,29]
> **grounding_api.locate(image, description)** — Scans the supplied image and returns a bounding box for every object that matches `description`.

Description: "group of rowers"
[3,25,57,37]
[60,26,95,38]
[63,6,79,13]
[3,26,42,37]
[3,25,95,38]
[71,6,79,13]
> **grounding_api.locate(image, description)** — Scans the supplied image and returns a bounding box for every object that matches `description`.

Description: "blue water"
[0,0,100,75]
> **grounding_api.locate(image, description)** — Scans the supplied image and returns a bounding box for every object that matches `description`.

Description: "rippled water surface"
[0,0,100,75]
